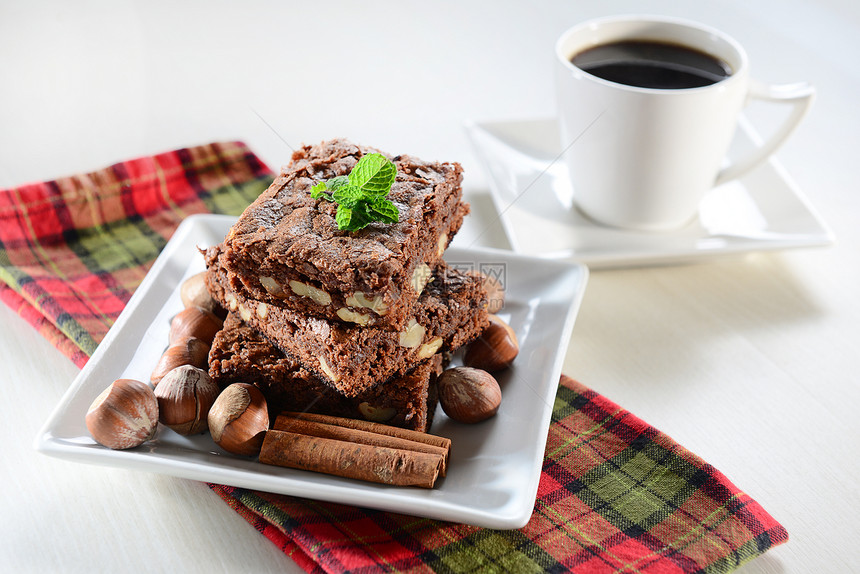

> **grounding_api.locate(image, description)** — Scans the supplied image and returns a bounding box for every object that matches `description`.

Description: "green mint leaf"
[348,153,397,196]
[332,184,365,209]
[310,181,328,199]
[335,203,374,231]
[326,175,349,192]
[350,203,375,229]
[310,151,399,231]
[335,206,353,230]
[368,198,399,223]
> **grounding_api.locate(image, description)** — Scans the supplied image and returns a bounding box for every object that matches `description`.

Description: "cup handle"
[714,80,815,186]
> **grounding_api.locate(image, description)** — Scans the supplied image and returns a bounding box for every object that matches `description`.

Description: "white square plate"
[34,214,588,529]
[465,117,834,268]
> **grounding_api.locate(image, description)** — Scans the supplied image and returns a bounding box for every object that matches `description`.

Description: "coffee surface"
[571,40,731,89]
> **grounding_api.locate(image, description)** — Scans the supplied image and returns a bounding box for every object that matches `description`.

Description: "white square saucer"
[465,117,834,268]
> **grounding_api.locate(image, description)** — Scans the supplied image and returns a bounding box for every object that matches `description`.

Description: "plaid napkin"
[0,141,271,367]
[210,374,788,573]
[2,144,787,573]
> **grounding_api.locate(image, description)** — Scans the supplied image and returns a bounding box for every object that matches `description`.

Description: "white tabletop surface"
[2,1,858,572]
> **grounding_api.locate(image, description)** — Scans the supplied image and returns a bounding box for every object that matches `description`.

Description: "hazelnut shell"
[463,315,519,372]
[169,306,223,346]
[467,269,505,314]
[438,367,501,424]
[208,383,269,456]
[154,365,219,435]
[180,271,225,318]
[86,378,159,449]
[150,337,210,386]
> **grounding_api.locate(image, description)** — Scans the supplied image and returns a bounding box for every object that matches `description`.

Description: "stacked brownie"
[206,139,488,432]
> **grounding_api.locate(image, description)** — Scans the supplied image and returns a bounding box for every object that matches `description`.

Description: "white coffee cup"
[555,15,815,231]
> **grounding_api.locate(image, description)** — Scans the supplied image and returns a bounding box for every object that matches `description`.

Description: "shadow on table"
[566,250,825,391]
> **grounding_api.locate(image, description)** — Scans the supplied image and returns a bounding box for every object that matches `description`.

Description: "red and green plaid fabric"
[1,145,788,573]
[0,141,271,367]
[210,374,787,573]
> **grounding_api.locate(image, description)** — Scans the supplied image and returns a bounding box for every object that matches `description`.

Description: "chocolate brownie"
[209,314,442,432]
[205,247,488,397]
[217,138,468,330]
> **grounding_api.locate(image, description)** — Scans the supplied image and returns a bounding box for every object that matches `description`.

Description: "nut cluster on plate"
[85,271,269,455]
[437,312,518,424]
[86,267,517,450]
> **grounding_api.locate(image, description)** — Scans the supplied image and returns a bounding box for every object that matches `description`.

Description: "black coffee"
[571,40,731,89]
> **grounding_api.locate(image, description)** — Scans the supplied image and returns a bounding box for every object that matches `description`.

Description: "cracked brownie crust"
[218,138,468,330]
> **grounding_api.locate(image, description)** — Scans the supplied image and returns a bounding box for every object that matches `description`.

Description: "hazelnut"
[437,233,448,257]
[437,367,501,424]
[336,307,371,326]
[150,337,210,386]
[288,280,332,306]
[259,275,286,297]
[410,263,433,295]
[224,291,238,311]
[169,306,223,346]
[416,336,443,360]
[345,291,389,315]
[483,275,505,314]
[398,319,426,349]
[466,270,505,313]
[208,383,269,456]
[180,271,224,317]
[358,402,397,422]
[86,379,159,449]
[463,315,519,372]
[237,303,252,323]
[318,357,341,382]
[153,365,219,435]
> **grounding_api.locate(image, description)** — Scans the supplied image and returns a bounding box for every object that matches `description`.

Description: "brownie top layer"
[223,138,464,292]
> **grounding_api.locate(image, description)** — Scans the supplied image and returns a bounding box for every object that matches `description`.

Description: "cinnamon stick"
[273,415,449,476]
[259,429,444,488]
[277,411,452,450]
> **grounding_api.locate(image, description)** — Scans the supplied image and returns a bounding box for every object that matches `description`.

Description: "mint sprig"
[310,153,399,232]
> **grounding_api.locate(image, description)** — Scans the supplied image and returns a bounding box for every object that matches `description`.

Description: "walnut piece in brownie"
[205,248,489,397]
[209,314,443,432]
[218,138,468,330]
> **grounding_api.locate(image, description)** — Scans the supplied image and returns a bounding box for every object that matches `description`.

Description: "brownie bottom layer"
[209,313,442,432]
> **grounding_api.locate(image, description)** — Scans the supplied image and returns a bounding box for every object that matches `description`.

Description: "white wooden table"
[2,1,857,572]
